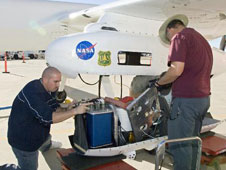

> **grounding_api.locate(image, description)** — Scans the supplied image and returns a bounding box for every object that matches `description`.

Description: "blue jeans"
[168,97,210,170]
[11,135,52,170]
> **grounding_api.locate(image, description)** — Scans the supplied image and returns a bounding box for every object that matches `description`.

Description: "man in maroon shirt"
[157,15,213,170]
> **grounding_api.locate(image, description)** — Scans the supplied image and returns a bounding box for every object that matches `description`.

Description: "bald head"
[41,67,61,92]
[42,67,61,79]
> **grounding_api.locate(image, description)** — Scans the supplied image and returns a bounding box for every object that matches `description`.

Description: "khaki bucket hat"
[159,14,189,45]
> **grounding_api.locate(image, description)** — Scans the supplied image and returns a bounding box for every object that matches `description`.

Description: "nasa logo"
[76,41,96,60]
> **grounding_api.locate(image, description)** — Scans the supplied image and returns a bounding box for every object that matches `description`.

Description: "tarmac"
[1,59,226,170]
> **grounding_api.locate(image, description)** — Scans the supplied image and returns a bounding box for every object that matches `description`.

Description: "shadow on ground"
[132,149,173,170]
[42,148,63,170]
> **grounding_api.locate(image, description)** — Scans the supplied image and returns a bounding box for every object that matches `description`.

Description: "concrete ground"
[1,59,226,170]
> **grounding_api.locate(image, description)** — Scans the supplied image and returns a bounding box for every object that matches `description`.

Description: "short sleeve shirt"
[168,28,213,98]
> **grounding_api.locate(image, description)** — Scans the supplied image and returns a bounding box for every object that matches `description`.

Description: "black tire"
[29,54,34,59]
[13,54,19,60]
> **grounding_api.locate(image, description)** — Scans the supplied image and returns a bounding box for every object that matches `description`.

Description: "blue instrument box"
[86,109,113,148]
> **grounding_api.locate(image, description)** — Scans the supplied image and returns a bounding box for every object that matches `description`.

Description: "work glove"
[148,79,163,91]
[149,79,172,95]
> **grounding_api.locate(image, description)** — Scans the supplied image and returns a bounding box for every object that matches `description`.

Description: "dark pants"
[7,135,52,170]
[168,97,210,170]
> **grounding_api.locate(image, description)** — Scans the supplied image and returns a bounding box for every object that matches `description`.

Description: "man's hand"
[53,102,93,123]
[148,79,162,91]
[154,81,166,91]
[67,100,78,110]
[73,103,93,115]
[149,79,172,95]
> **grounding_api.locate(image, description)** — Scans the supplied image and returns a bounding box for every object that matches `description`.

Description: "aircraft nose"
[45,36,78,78]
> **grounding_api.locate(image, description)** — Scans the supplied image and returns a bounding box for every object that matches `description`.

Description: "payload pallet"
[56,148,136,170]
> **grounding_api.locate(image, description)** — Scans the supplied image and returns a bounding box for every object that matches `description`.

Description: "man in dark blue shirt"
[7,67,90,170]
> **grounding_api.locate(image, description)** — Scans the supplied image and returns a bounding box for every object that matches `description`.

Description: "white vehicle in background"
[1,51,44,60]
[12,51,24,60]
[24,51,38,59]
[37,50,45,59]
[13,51,39,60]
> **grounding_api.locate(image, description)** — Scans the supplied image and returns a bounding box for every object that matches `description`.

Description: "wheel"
[29,54,34,59]
[13,54,19,60]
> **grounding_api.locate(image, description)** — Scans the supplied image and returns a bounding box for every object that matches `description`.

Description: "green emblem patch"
[98,51,111,66]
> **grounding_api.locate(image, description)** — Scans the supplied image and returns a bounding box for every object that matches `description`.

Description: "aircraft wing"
[59,0,226,41]
[0,0,95,51]
[1,0,226,51]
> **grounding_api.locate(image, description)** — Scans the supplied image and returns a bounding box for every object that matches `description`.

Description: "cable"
[0,106,12,110]
[141,129,154,139]
[113,75,130,98]
[120,125,127,132]
[118,125,127,145]
[113,75,130,89]
[98,75,102,98]
[120,75,122,98]
[78,74,99,85]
